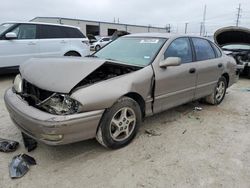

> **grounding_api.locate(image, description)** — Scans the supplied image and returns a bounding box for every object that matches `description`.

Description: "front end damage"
[20,80,83,115]
[15,60,141,115]
[5,57,145,144]
[214,26,250,78]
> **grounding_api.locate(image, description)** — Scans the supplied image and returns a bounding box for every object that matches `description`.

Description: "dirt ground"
[0,75,249,188]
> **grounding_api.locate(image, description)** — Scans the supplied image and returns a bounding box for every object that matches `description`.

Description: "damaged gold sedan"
[4,33,238,149]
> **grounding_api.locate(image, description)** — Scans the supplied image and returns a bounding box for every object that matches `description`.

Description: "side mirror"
[159,57,181,68]
[5,32,17,40]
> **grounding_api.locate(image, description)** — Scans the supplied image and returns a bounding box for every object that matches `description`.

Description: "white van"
[0,22,90,74]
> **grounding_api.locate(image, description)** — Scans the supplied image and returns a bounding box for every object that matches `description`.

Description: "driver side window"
[164,38,193,64]
[11,24,37,40]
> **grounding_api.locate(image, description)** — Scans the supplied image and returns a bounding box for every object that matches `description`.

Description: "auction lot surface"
[0,75,249,188]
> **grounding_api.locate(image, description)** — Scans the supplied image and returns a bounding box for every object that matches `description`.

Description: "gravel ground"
[0,75,249,188]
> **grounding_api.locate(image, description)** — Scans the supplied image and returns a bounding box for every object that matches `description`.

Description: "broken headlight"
[13,74,23,93]
[38,94,82,115]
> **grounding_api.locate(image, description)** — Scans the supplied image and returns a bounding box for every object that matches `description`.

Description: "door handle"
[218,63,223,68]
[189,68,196,74]
[61,40,67,44]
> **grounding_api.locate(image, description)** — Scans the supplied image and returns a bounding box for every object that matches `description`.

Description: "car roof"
[3,21,79,29]
[124,33,210,40]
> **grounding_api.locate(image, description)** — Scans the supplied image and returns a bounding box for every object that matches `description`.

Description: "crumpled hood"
[214,26,250,47]
[20,57,106,93]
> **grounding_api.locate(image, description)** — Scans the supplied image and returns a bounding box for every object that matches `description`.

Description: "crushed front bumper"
[4,88,104,145]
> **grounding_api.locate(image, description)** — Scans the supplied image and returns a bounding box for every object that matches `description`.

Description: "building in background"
[31,17,170,37]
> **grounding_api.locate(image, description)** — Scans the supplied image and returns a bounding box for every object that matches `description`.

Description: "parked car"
[214,26,250,78]
[5,33,238,149]
[90,36,111,51]
[0,22,90,74]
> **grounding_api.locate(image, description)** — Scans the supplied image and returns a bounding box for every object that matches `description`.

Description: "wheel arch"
[222,72,229,87]
[64,51,81,56]
[124,92,146,118]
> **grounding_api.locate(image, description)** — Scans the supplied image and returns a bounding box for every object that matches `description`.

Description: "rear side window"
[192,38,216,61]
[11,24,37,39]
[164,37,193,63]
[210,42,222,57]
[39,25,67,39]
[64,27,85,38]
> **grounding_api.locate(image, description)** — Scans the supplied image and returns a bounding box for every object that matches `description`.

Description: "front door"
[0,24,38,68]
[153,37,197,113]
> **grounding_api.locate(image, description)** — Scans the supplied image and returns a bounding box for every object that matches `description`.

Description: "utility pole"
[185,23,188,34]
[166,24,171,33]
[202,5,207,36]
[200,22,203,36]
[236,4,242,27]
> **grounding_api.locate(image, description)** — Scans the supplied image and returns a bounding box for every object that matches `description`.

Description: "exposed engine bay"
[17,62,141,115]
[230,50,250,66]
[73,62,141,89]
[214,26,250,78]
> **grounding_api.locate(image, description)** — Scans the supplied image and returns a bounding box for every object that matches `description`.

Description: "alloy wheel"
[109,107,136,142]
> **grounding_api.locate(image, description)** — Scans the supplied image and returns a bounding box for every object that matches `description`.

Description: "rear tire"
[205,76,227,105]
[96,97,142,149]
[64,51,81,57]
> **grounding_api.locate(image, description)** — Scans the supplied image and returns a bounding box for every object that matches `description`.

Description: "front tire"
[205,76,227,105]
[95,45,101,51]
[96,97,142,149]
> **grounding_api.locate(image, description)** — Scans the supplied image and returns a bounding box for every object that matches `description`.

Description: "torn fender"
[71,66,154,113]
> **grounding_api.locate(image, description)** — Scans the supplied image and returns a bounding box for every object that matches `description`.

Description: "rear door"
[37,25,68,57]
[0,24,38,68]
[153,37,197,113]
[191,38,224,99]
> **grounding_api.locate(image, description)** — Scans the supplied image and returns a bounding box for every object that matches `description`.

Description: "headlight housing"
[38,94,83,115]
[13,74,23,93]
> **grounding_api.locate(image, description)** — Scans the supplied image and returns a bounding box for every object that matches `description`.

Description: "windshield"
[0,23,15,35]
[94,37,166,67]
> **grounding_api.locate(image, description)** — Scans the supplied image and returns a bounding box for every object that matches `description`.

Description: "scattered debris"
[9,154,36,179]
[0,138,19,153]
[22,133,37,152]
[182,129,187,134]
[145,129,161,137]
[194,107,203,111]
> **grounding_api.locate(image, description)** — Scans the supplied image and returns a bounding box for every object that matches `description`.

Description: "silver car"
[4,33,238,149]
[90,36,111,51]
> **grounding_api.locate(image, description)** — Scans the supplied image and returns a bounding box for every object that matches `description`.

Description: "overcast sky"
[1,0,249,34]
